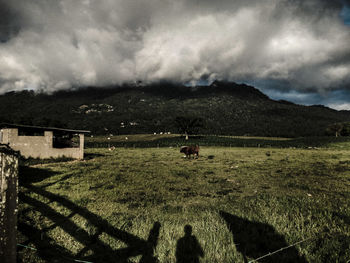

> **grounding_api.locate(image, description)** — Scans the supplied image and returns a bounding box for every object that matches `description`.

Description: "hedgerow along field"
[18,135,350,262]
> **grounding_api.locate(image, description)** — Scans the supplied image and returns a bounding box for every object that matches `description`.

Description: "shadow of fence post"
[18,166,163,262]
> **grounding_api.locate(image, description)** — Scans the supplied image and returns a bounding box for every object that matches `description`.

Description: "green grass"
[17,144,350,262]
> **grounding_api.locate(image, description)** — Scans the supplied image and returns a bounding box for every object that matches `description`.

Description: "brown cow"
[180,145,199,159]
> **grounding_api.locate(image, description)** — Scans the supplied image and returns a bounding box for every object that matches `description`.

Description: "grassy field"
[85,134,350,149]
[17,137,350,262]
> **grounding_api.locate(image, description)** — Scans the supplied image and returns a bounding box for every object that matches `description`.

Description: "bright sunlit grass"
[18,144,350,262]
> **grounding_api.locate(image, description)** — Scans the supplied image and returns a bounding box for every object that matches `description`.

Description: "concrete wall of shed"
[0,129,84,159]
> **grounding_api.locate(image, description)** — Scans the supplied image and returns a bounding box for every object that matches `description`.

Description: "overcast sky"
[0,0,350,109]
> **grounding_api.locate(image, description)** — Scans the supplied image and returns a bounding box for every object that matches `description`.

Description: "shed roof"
[0,123,90,134]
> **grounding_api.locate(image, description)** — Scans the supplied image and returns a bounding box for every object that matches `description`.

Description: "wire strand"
[248,236,315,263]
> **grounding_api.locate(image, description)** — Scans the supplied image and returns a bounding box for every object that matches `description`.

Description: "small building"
[0,124,90,159]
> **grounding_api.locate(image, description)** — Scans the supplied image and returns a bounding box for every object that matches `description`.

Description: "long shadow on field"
[19,165,60,184]
[219,211,308,263]
[18,167,161,263]
[175,225,204,263]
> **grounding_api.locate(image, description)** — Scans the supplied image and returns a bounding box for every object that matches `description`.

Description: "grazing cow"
[180,145,199,159]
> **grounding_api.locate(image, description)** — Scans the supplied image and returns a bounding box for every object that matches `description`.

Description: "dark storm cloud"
[0,1,21,42]
[0,0,350,95]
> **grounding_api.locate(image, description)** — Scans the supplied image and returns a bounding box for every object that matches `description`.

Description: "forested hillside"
[1,81,349,137]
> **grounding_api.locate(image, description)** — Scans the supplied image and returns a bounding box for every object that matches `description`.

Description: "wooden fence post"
[0,145,19,263]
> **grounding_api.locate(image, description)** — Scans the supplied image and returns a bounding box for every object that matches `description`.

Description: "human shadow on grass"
[18,166,161,263]
[219,211,308,263]
[175,225,204,263]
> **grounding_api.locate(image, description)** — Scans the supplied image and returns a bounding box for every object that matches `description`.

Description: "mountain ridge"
[1,81,349,137]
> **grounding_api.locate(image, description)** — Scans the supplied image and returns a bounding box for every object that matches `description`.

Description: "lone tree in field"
[175,116,204,140]
[326,122,350,137]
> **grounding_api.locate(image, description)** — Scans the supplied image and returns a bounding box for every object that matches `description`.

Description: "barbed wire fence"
[247,235,316,263]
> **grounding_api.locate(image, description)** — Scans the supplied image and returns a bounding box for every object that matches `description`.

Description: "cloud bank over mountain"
[0,0,350,100]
